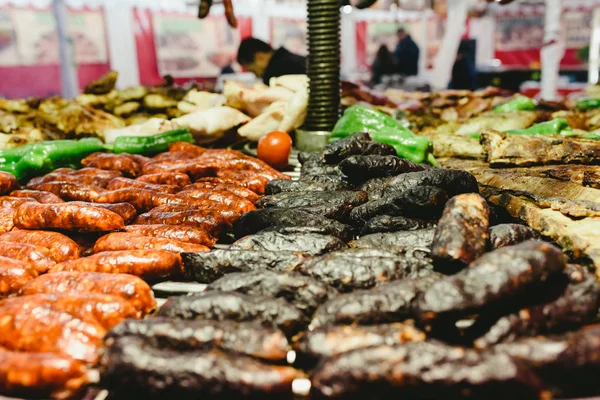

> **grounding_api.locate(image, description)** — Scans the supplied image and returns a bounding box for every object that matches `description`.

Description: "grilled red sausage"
[0,230,80,262]
[94,232,210,254]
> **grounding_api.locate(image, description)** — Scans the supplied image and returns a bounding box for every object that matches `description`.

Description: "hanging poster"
[153,13,239,78]
[270,18,307,56]
[11,9,108,65]
[0,10,19,66]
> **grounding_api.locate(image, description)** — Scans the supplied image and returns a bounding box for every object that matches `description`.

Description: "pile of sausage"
[0,142,287,399]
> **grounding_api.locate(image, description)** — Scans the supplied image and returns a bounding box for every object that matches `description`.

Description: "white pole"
[539,0,564,100]
[417,9,429,79]
[104,2,140,88]
[589,8,600,85]
[430,0,468,90]
[52,0,79,98]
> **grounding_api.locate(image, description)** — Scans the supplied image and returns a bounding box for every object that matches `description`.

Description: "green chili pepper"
[493,96,537,113]
[576,98,600,111]
[371,128,437,165]
[583,132,600,140]
[330,105,437,165]
[110,128,193,155]
[0,138,104,181]
[505,118,571,136]
[0,143,37,164]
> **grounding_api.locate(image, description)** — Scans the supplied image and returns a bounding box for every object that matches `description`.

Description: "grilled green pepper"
[575,98,600,111]
[583,131,600,140]
[109,128,193,155]
[0,138,104,181]
[493,96,536,113]
[330,105,436,165]
[505,118,571,136]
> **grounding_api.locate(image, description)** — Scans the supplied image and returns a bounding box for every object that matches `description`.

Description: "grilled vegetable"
[108,128,193,155]
[494,96,536,113]
[504,118,571,136]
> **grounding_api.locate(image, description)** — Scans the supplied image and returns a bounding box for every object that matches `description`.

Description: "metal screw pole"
[304,0,341,132]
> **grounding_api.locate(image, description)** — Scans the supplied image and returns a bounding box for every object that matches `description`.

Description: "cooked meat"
[231,232,347,255]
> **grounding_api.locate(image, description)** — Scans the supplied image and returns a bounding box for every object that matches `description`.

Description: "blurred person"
[236,37,306,84]
[449,41,477,90]
[393,28,420,77]
[371,45,395,86]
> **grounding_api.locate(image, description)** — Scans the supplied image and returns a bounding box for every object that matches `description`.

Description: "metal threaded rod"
[304,0,341,132]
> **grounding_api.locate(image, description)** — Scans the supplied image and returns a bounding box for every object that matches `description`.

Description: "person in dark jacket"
[393,28,419,76]
[449,41,477,90]
[236,37,306,84]
[371,45,396,85]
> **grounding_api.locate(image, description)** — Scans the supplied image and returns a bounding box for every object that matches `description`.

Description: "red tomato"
[257,131,292,169]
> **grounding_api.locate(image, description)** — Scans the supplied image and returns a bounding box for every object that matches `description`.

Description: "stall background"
[0,0,600,98]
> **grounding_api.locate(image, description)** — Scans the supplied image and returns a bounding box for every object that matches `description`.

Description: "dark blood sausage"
[67,201,137,224]
[183,182,261,203]
[49,250,183,282]
[141,159,218,180]
[321,132,396,164]
[349,228,436,251]
[361,215,435,235]
[369,168,479,200]
[94,232,210,254]
[134,210,231,236]
[81,152,143,177]
[25,181,106,202]
[182,250,307,283]
[494,325,600,397]
[416,241,566,323]
[176,189,256,213]
[232,208,355,241]
[474,264,600,348]
[0,196,38,207]
[490,223,538,249]
[207,270,337,316]
[338,155,425,182]
[256,191,368,221]
[0,207,14,234]
[0,348,90,400]
[231,232,347,256]
[349,186,448,224]
[430,193,490,270]
[265,179,349,194]
[10,189,64,203]
[0,296,106,362]
[0,241,55,273]
[156,291,308,338]
[13,202,125,232]
[311,273,443,327]
[107,177,180,194]
[100,336,303,399]
[106,318,290,362]
[6,293,141,329]
[297,248,434,293]
[0,230,80,262]
[136,172,191,187]
[294,323,426,364]
[19,271,156,314]
[0,257,38,297]
[0,171,19,194]
[310,341,545,400]
[123,224,217,247]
